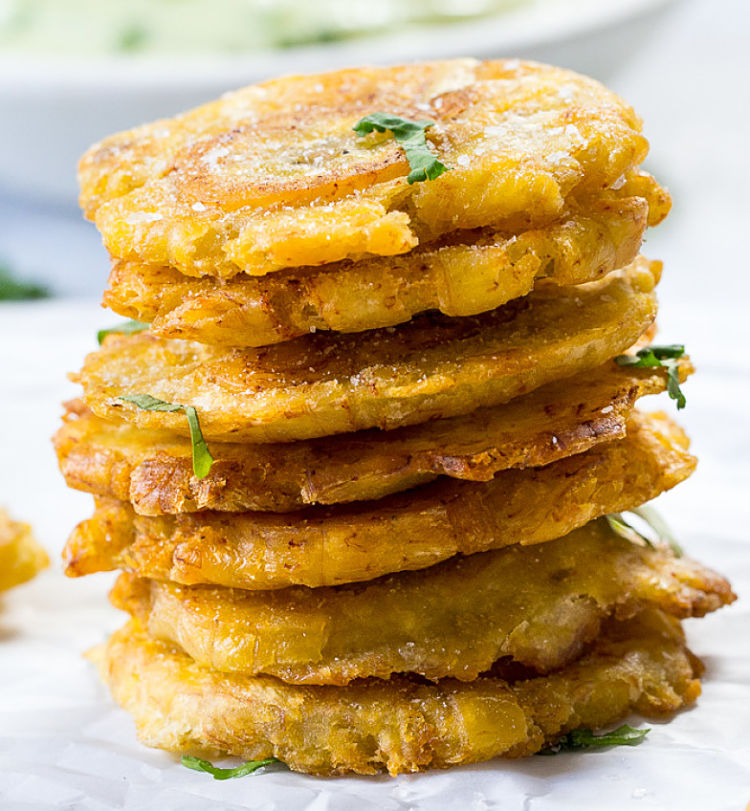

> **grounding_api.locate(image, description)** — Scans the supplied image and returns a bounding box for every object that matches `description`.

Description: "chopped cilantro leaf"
[631,505,683,557]
[117,394,214,478]
[97,319,149,345]
[181,755,280,779]
[614,345,687,409]
[606,513,655,549]
[539,724,650,755]
[354,113,450,184]
[606,508,683,558]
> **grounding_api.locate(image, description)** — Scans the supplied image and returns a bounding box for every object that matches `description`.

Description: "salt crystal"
[126,212,163,224]
[201,145,231,170]
[557,83,577,101]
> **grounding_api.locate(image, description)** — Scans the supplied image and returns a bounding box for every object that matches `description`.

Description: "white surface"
[1,0,750,806]
[0,294,748,811]
[0,0,675,203]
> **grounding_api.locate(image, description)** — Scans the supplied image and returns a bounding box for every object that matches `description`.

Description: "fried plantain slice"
[103,182,665,347]
[80,60,650,278]
[55,359,692,515]
[111,516,733,685]
[92,610,703,775]
[0,509,49,593]
[74,258,659,444]
[63,412,695,588]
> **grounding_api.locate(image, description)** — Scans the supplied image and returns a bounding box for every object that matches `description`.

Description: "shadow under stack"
[55,59,734,776]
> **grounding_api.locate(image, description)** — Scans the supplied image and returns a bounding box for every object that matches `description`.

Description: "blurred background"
[0,0,746,307]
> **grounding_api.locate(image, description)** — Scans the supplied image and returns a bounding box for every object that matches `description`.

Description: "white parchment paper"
[0,301,748,811]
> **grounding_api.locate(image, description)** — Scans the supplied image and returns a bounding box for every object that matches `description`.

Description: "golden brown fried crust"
[111,517,734,685]
[0,509,49,593]
[93,610,702,776]
[79,60,650,278]
[73,259,659,444]
[102,183,662,347]
[54,359,692,515]
[621,170,672,227]
[63,411,696,588]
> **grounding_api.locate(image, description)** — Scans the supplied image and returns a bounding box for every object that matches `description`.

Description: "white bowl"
[0,0,676,206]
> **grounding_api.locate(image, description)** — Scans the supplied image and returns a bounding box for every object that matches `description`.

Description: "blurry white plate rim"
[0,0,674,91]
[0,0,678,204]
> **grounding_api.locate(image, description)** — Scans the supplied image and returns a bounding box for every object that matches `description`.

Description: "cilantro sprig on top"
[354,113,450,184]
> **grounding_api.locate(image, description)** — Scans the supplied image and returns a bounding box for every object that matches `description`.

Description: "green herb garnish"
[0,264,49,301]
[97,319,149,345]
[539,724,650,755]
[606,513,655,549]
[614,344,687,409]
[353,113,450,184]
[606,508,683,557]
[181,755,279,779]
[117,394,214,479]
[631,504,683,557]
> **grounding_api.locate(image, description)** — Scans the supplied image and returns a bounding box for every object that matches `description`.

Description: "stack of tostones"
[56,60,734,776]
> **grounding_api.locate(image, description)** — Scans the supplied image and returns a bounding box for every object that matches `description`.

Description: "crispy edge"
[102,191,651,347]
[53,359,692,515]
[73,259,660,443]
[91,610,702,776]
[109,520,734,684]
[81,61,649,278]
[62,411,697,588]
